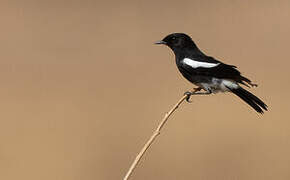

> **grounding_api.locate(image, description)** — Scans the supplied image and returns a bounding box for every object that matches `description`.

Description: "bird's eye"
[172,37,176,40]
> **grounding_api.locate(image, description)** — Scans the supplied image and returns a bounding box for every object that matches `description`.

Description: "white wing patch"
[182,58,220,68]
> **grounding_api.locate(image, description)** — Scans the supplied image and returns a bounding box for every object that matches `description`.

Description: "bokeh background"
[1,0,289,179]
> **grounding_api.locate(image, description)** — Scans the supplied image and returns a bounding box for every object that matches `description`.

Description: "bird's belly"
[196,78,238,93]
[177,68,239,93]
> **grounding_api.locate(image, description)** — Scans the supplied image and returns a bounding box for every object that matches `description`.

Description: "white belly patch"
[201,78,239,93]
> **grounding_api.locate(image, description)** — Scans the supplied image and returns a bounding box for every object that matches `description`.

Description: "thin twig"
[123,90,197,180]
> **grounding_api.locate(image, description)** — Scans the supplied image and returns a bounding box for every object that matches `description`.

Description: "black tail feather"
[227,86,268,114]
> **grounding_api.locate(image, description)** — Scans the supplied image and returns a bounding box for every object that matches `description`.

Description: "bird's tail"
[226,86,268,114]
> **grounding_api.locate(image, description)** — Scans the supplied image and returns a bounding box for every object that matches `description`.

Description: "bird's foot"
[184,87,202,103]
[184,88,212,103]
[184,91,194,103]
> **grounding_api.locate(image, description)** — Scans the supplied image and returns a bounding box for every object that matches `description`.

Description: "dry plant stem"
[123,89,198,180]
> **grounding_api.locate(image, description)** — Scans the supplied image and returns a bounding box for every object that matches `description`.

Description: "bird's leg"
[193,87,202,92]
[191,88,212,96]
[184,87,211,103]
[191,91,212,95]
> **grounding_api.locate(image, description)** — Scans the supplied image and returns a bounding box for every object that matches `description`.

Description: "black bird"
[155,33,268,114]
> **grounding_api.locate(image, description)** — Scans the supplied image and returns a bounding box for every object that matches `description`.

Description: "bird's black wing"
[178,56,253,86]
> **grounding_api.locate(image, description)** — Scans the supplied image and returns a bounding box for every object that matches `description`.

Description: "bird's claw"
[184,91,193,103]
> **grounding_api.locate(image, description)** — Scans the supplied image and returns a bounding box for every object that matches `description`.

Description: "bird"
[155,33,268,114]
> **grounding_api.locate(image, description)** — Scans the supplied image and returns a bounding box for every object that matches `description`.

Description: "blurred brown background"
[0,0,289,179]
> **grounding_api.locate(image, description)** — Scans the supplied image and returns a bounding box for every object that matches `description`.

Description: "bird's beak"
[154,40,166,45]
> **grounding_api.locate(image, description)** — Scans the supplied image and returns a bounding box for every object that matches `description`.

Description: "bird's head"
[155,33,196,52]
